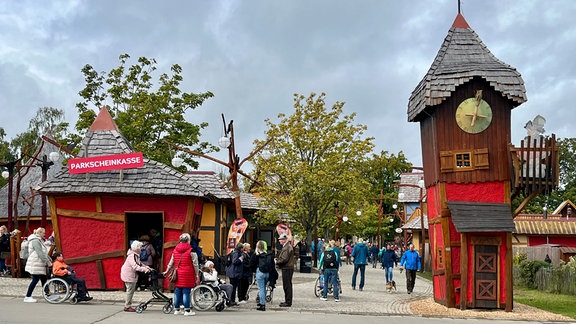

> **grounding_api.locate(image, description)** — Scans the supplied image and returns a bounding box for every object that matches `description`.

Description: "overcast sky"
[1,0,575,172]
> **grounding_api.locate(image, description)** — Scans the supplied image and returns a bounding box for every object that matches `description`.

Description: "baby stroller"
[135,270,174,314]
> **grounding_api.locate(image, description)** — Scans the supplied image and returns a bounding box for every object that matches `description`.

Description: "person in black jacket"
[0,225,11,275]
[238,243,252,303]
[225,243,244,306]
[250,240,275,311]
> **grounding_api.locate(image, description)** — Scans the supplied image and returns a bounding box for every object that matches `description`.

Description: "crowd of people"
[11,225,422,313]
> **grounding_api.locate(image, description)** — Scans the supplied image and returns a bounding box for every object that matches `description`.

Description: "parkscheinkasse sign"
[68,152,144,174]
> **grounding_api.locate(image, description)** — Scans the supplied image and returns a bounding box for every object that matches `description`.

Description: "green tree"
[252,92,374,244]
[355,151,413,240]
[75,54,215,168]
[0,128,16,187]
[10,107,69,157]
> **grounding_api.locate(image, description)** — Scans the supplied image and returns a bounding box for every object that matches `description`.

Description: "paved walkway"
[0,262,431,315]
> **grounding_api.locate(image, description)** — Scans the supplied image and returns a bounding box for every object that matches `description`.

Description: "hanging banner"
[276,223,293,247]
[226,217,248,255]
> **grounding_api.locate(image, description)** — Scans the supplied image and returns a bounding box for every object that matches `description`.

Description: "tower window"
[455,153,472,168]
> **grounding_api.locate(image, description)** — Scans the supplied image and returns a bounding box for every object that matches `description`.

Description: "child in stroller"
[135,270,174,313]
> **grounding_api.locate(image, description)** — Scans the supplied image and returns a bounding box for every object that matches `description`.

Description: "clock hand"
[470,90,483,127]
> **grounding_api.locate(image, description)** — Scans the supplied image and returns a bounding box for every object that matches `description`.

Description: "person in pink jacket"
[121,240,152,312]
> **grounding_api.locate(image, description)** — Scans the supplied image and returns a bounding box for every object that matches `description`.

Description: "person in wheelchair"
[52,252,92,302]
[201,261,233,305]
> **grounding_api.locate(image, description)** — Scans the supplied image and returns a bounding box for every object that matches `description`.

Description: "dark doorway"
[126,212,163,245]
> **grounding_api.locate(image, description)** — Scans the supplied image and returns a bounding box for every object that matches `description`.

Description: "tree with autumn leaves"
[252,92,374,244]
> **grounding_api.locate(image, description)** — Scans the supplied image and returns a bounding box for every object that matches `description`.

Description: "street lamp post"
[334,203,349,241]
[37,152,60,228]
[1,161,18,231]
[166,113,272,219]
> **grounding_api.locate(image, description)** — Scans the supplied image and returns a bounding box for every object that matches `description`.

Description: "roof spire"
[89,106,120,131]
[458,0,461,14]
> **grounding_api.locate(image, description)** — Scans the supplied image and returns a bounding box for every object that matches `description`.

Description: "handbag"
[169,252,185,283]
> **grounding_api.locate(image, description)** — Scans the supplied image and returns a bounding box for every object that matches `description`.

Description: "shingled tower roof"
[408,13,527,122]
[36,107,207,197]
[78,107,133,157]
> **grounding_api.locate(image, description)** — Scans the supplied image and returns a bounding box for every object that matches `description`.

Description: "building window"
[440,148,489,173]
[455,153,472,168]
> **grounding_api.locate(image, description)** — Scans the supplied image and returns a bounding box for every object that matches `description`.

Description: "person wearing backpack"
[136,235,156,291]
[250,240,275,311]
[319,240,341,302]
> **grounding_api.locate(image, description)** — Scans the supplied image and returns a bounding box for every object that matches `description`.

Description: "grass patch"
[417,271,433,281]
[514,286,576,319]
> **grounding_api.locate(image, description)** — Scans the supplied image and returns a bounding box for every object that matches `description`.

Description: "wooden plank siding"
[421,78,513,187]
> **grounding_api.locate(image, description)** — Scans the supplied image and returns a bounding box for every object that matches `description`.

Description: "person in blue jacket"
[380,243,398,284]
[399,243,421,294]
[351,238,369,291]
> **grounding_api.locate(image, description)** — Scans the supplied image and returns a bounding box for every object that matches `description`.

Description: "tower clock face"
[455,97,493,134]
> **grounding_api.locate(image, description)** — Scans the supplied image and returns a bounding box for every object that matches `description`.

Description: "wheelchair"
[42,276,79,304]
[314,271,342,297]
[191,280,228,312]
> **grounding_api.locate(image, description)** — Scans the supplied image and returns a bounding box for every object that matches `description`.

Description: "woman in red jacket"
[163,233,199,316]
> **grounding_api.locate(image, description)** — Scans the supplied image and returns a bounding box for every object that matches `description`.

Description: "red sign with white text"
[68,152,144,174]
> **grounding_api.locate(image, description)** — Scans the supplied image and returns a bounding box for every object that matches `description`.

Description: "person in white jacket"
[23,227,52,303]
[201,260,233,305]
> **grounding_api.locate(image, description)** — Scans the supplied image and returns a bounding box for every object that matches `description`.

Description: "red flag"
[226,217,248,255]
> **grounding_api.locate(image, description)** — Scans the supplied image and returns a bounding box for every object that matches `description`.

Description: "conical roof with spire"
[36,107,208,197]
[408,13,527,122]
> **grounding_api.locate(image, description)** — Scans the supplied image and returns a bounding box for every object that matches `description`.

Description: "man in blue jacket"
[351,238,369,291]
[399,243,421,294]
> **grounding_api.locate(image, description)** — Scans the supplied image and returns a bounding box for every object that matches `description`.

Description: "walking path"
[0,262,430,315]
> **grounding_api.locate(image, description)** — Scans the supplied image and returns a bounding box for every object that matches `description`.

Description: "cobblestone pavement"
[0,261,430,315]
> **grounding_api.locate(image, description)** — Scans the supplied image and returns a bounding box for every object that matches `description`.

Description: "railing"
[510,134,559,198]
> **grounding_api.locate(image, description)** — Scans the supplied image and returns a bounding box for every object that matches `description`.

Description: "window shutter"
[474,148,489,169]
[440,151,454,173]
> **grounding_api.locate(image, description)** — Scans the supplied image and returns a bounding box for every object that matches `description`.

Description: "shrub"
[513,252,527,265]
[517,260,550,289]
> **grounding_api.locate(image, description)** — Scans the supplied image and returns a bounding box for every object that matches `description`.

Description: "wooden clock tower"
[408,13,526,310]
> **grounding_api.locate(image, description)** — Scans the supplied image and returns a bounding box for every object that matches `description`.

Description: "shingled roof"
[35,107,206,198]
[397,172,426,203]
[514,214,576,235]
[186,171,234,200]
[0,138,66,219]
[408,13,527,122]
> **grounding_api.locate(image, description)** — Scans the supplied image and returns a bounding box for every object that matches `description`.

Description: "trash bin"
[300,255,312,273]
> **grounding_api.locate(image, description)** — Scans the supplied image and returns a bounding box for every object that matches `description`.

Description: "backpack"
[323,249,338,269]
[20,239,29,259]
[258,252,274,273]
[139,245,149,261]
